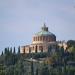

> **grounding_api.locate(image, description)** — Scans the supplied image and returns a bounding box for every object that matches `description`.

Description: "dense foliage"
[0,41,75,75]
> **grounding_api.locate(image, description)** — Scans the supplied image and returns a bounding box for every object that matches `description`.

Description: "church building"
[20,24,57,54]
[20,24,67,53]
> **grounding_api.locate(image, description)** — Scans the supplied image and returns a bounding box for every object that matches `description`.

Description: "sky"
[0,0,75,53]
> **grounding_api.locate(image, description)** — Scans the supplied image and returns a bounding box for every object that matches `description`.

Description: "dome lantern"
[41,23,48,31]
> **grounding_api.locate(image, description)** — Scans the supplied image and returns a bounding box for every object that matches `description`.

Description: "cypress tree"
[1,51,3,56]
[13,47,16,54]
[4,48,7,55]
[18,46,20,54]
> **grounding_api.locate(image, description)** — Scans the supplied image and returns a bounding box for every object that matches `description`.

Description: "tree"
[0,64,5,75]
[35,68,38,75]
[68,46,75,53]
[1,51,3,56]
[48,46,52,56]
[59,46,64,59]
[13,47,16,54]
[41,64,50,75]
[18,46,20,54]
[4,48,8,55]
[67,40,75,47]
[31,61,34,75]
[68,46,75,61]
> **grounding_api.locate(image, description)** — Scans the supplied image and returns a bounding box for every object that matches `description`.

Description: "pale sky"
[0,0,75,53]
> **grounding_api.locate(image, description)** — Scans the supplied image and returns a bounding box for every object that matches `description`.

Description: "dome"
[35,30,55,36]
[34,24,55,37]
[32,24,56,44]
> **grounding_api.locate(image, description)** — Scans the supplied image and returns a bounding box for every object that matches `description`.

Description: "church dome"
[35,28,55,36]
[32,24,56,44]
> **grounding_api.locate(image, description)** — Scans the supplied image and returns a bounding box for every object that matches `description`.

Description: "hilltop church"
[20,24,67,54]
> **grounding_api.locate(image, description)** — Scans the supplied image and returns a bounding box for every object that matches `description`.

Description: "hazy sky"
[0,0,75,53]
